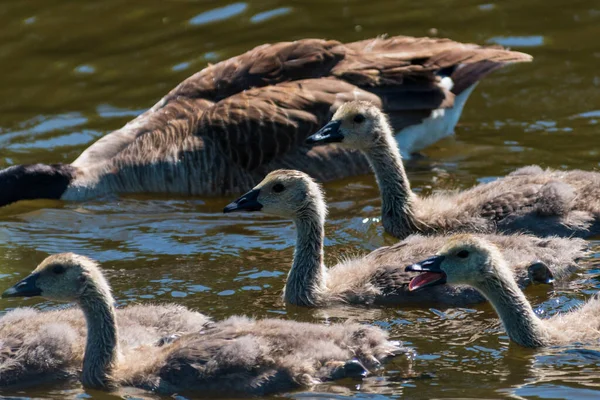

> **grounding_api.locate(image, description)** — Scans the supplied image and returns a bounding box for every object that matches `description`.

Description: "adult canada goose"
[405,235,600,348]
[223,170,587,307]
[0,253,404,395]
[307,101,600,239]
[0,36,531,207]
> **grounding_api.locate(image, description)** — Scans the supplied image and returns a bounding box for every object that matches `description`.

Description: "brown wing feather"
[480,186,543,221]
[73,97,214,167]
[424,45,533,95]
[333,36,531,87]
[166,39,345,102]
[481,181,577,222]
[199,79,381,170]
[73,36,531,170]
[199,76,455,170]
[369,266,411,296]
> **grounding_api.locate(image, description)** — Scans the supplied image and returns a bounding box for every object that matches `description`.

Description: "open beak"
[306,120,343,144]
[223,189,263,213]
[2,273,42,298]
[405,255,447,291]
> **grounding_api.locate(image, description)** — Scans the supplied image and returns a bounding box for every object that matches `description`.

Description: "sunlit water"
[2,0,600,399]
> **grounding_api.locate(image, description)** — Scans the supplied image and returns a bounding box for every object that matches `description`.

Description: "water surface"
[2,0,600,399]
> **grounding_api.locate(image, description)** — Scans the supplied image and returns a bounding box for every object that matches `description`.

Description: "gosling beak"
[306,120,343,144]
[223,189,263,213]
[2,273,42,298]
[405,255,447,291]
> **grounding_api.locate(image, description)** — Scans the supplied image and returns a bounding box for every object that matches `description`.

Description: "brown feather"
[9,35,531,201]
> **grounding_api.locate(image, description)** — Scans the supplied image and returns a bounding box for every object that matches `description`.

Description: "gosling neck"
[365,131,419,239]
[285,204,327,306]
[474,262,550,348]
[78,278,120,389]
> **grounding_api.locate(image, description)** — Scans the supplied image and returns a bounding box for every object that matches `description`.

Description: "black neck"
[0,163,76,207]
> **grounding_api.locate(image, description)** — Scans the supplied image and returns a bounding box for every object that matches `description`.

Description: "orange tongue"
[409,272,442,291]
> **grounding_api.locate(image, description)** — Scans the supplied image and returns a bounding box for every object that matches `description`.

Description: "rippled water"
[2,0,600,399]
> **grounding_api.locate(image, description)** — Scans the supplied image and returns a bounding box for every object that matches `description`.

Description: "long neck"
[366,132,419,239]
[285,208,326,306]
[475,262,550,348]
[79,283,119,389]
[0,163,76,207]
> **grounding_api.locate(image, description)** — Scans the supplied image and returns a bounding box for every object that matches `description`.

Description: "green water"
[2,0,600,398]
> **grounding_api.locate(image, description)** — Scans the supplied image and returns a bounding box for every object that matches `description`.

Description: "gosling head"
[406,235,500,291]
[223,169,326,221]
[404,235,555,291]
[2,253,109,302]
[306,101,390,151]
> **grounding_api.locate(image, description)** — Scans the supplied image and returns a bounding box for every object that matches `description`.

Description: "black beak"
[2,273,42,298]
[223,189,263,213]
[405,255,445,273]
[405,255,447,292]
[306,120,343,145]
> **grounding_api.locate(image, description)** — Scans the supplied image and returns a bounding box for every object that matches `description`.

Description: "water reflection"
[1,0,600,398]
[189,3,249,26]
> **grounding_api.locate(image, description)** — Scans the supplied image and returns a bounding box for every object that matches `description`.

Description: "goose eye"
[272,183,285,193]
[456,250,470,259]
[52,265,66,274]
[353,114,365,124]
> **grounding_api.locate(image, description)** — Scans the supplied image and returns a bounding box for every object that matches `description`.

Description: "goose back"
[414,166,600,237]
[0,36,531,206]
[118,316,403,396]
[0,304,210,388]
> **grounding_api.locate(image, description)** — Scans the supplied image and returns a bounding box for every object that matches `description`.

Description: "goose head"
[405,235,510,291]
[223,169,326,220]
[405,235,556,291]
[2,253,108,302]
[306,101,389,151]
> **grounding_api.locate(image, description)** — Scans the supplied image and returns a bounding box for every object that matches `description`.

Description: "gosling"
[405,235,600,348]
[1,253,404,395]
[306,100,600,239]
[0,254,210,388]
[223,170,587,307]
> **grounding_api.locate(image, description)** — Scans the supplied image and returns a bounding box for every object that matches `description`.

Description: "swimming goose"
[405,235,600,348]
[307,101,600,239]
[0,36,531,207]
[0,254,211,389]
[223,170,587,307]
[1,253,404,395]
